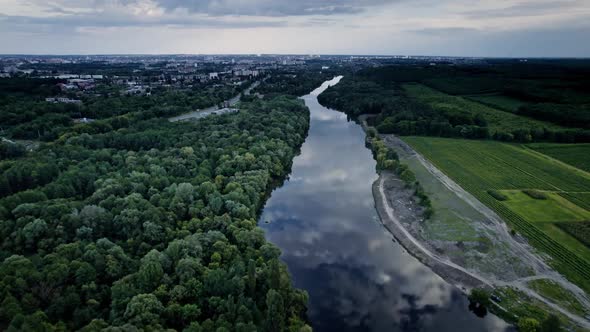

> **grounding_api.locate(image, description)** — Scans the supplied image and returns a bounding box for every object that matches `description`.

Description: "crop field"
[500,190,590,223]
[559,193,590,211]
[527,143,590,173]
[403,84,564,133]
[557,222,590,248]
[403,136,590,292]
[466,94,529,113]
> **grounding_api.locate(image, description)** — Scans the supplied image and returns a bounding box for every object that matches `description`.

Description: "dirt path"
[376,173,590,328]
[371,134,590,328]
[169,80,260,122]
[376,175,494,287]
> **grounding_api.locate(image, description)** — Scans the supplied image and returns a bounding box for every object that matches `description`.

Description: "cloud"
[462,0,586,19]
[154,0,395,17]
[1,0,589,56]
[0,12,287,30]
[407,27,480,36]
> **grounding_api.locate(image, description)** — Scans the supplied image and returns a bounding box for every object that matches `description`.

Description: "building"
[45,97,82,104]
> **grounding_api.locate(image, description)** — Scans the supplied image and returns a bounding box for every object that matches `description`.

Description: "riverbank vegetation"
[365,129,434,218]
[0,89,312,330]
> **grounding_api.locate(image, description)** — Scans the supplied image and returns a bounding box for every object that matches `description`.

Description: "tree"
[468,288,491,307]
[248,259,257,297]
[518,317,540,332]
[540,314,561,332]
[137,250,165,292]
[124,294,164,327]
[265,290,285,332]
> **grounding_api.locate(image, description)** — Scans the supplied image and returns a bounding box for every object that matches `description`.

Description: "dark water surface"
[259,77,509,332]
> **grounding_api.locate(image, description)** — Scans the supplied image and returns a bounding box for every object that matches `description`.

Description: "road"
[169,81,260,122]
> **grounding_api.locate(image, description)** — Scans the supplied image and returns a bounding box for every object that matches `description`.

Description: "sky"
[0,0,589,57]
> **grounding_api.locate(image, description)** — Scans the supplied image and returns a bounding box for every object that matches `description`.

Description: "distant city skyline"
[1,0,589,57]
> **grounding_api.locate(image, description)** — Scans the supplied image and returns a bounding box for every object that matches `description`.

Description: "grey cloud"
[0,13,287,30]
[155,0,395,16]
[407,27,480,36]
[462,0,584,19]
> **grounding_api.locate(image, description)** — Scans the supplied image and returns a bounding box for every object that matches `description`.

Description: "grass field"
[466,94,529,113]
[500,190,590,223]
[403,84,564,134]
[403,136,590,292]
[527,143,590,173]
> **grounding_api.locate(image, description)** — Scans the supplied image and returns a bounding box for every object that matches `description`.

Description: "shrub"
[523,189,548,200]
[488,190,508,201]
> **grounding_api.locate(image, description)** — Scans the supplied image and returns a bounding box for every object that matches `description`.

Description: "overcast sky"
[1,0,589,56]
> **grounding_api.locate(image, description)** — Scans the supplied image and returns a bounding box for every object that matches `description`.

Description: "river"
[258,77,510,331]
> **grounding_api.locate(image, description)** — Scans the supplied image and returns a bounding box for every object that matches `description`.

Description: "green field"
[466,94,529,113]
[527,143,590,173]
[403,84,564,134]
[403,136,590,292]
[500,190,590,223]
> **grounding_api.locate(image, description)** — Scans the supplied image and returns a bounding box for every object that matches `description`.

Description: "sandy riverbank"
[371,172,490,292]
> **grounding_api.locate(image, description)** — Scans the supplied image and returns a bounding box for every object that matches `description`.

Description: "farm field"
[559,193,590,211]
[466,94,529,113]
[402,84,564,134]
[527,143,590,173]
[403,136,590,292]
[500,190,590,223]
[557,222,590,248]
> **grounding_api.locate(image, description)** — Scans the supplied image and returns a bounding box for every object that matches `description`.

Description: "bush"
[468,288,491,307]
[488,190,508,201]
[523,189,548,200]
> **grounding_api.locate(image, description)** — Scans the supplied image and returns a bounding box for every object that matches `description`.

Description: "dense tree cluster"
[318,67,590,143]
[0,93,312,330]
[319,78,492,140]
[254,71,334,98]
[0,78,245,141]
[517,104,590,129]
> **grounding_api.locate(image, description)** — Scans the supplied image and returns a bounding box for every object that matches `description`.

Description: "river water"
[258,77,510,331]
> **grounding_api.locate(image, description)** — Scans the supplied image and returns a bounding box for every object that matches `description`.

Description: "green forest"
[0,76,313,331]
[0,78,245,141]
[253,71,335,98]
[318,62,590,143]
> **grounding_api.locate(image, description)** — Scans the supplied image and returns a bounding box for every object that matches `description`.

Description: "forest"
[0,77,245,141]
[0,76,313,331]
[318,61,590,143]
[253,70,335,98]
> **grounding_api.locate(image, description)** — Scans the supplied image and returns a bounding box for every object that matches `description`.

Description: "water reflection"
[259,77,509,332]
